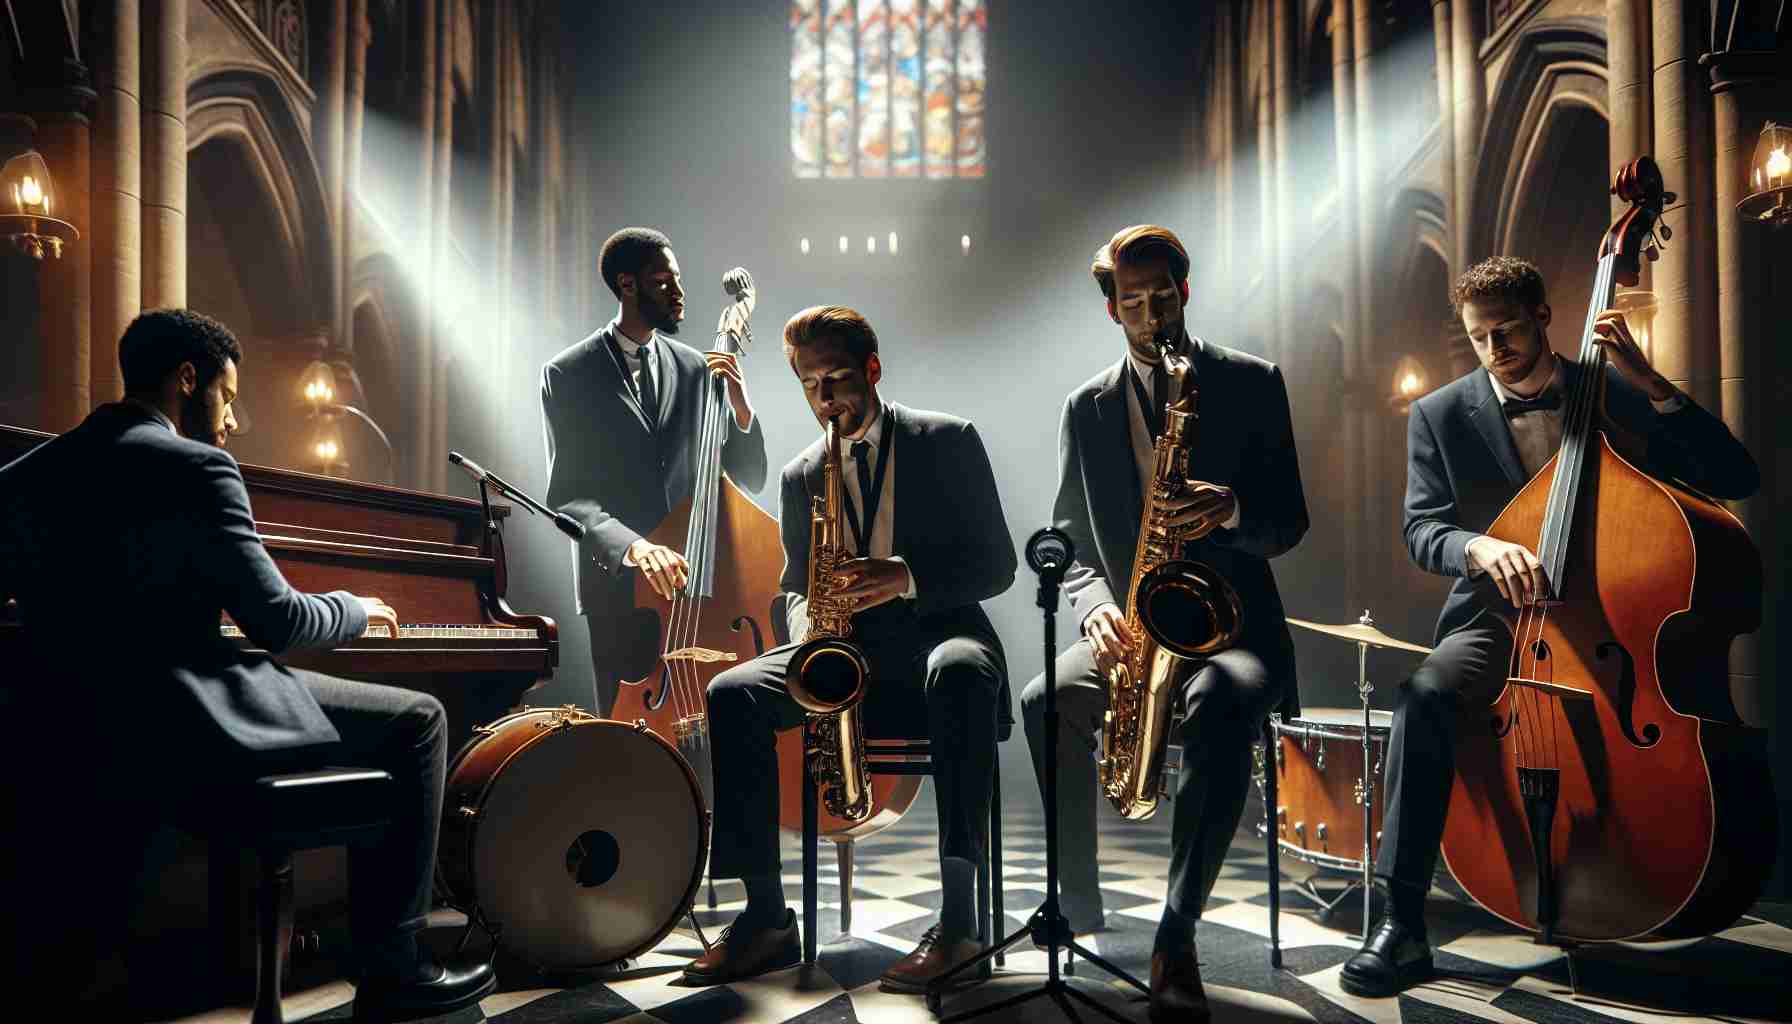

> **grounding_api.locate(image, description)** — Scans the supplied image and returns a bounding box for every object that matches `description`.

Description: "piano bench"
[205,768,393,1024]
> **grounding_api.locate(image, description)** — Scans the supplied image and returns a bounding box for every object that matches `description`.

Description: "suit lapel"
[653,339,677,431]
[886,401,912,558]
[1092,360,1144,532]
[598,324,655,436]
[1465,370,1526,485]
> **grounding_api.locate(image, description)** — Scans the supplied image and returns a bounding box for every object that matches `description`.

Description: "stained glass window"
[792,0,985,179]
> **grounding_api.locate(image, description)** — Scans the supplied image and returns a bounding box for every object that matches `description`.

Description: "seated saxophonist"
[687,305,1018,993]
[1021,225,1308,1023]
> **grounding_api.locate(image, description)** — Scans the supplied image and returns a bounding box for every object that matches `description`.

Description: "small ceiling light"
[960,234,971,254]
[0,149,79,260]
[888,231,899,254]
[866,235,877,254]
[800,236,811,255]
[1740,120,1792,227]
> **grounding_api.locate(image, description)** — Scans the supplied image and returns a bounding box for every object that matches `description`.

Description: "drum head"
[471,720,705,968]
[1286,707,1393,731]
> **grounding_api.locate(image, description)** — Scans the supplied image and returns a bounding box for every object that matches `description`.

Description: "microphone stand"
[448,451,585,542]
[926,529,1148,1023]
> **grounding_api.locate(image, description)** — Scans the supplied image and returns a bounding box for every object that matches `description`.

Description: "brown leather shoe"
[683,910,801,985]
[879,924,989,993]
[1149,950,1210,1023]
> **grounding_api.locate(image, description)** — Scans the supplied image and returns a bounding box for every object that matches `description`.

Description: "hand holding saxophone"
[1162,480,1236,539]
[1083,602,1135,676]
[829,556,912,612]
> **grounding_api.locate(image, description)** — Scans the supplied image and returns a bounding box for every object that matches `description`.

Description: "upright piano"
[0,423,558,752]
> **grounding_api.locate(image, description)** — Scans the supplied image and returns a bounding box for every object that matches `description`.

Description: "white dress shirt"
[840,400,917,599]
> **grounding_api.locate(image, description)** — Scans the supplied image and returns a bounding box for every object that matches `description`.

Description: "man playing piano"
[541,227,768,716]
[0,309,494,1019]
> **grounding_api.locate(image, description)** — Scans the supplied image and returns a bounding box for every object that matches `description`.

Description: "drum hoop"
[1257,823,1369,873]
[452,712,712,970]
[1272,719,1390,745]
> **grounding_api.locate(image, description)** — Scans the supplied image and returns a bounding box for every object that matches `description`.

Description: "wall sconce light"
[308,417,345,476]
[1739,120,1792,227]
[298,358,396,480]
[300,360,338,411]
[0,149,79,260]
[1612,290,1659,362]
[1388,355,1429,414]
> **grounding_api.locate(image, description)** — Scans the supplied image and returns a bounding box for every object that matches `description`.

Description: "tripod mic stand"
[926,528,1149,1022]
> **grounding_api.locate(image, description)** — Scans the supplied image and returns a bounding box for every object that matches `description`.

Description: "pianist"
[0,309,494,1019]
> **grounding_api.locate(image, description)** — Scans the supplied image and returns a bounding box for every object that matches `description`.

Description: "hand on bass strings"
[1591,310,1677,402]
[705,351,756,429]
[1084,602,1137,676]
[354,595,400,636]
[830,557,912,613]
[1466,536,1550,607]
[628,539,690,601]
[1163,480,1236,539]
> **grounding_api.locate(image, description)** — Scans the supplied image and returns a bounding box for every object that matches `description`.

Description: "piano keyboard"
[221,624,541,640]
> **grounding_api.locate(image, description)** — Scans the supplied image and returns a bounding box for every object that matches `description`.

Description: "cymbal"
[1286,616,1433,656]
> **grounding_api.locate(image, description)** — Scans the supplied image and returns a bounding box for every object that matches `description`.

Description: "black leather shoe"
[353,958,497,1022]
[1340,917,1433,998]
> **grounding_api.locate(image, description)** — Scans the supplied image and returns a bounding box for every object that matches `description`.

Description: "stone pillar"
[20,60,97,432]
[1450,0,1483,271]
[1705,45,1792,897]
[1606,0,1652,222]
[414,0,438,491]
[1269,0,1297,366]
[429,0,456,493]
[1649,2,1719,409]
[1350,0,1378,610]
[139,0,185,311]
[341,0,369,350]
[1431,1,1454,276]
[1329,0,1362,611]
[91,0,143,405]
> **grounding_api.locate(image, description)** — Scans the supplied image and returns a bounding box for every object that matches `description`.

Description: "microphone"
[1025,526,1075,575]
[448,451,586,540]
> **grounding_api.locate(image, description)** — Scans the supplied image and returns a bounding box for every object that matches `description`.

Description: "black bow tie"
[1503,391,1560,416]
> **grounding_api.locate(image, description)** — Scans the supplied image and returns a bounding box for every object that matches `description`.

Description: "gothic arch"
[187,68,334,331]
[1466,17,1607,265]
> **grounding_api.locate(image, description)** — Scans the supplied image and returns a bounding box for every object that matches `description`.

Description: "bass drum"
[439,707,709,968]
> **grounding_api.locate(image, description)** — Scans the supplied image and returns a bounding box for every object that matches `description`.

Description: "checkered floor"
[205,783,1792,1024]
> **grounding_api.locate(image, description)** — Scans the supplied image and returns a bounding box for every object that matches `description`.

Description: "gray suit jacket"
[1053,341,1308,710]
[0,403,364,766]
[1405,359,1759,641]
[541,320,768,623]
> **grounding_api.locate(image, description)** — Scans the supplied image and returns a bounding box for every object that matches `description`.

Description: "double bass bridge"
[665,646,739,665]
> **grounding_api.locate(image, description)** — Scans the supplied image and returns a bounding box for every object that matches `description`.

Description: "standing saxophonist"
[1022,225,1308,1022]
[687,305,1017,994]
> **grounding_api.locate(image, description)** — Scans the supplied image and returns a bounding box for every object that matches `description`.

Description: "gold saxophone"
[1099,335,1244,821]
[787,419,874,823]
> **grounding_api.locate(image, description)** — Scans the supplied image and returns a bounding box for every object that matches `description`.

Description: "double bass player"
[1341,255,1759,997]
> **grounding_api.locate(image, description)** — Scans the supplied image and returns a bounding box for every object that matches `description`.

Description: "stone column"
[1649,2,1719,409]
[1269,0,1297,366]
[413,0,438,491]
[19,60,97,432]
[341,0,369,350]
[90,0,142,405]
[429,0,456,493]
[139,0,185,311]
[1350,0,1379,609]
[1450,0,1483,271]
[1431,1,1454,276]
[1705,45,1792,896]
[1606,0,1652,222]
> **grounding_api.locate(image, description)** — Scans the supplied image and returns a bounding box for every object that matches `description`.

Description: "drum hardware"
[1277,609,1432,939]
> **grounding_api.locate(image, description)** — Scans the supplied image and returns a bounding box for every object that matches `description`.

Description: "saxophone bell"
[1136,560,1243,658]
[789,636,870,713]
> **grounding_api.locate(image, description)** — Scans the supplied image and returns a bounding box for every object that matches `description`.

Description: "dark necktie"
[636,343,659,431]
[852,440,874,556]
[1503,390,1560,417]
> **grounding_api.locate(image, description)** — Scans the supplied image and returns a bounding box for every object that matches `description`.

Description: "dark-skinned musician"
[1024,225,1308,1022]
[541,227,768,716]
[1341,256,1759,996]
[686,305,1016,994]
[0,310,494,1019]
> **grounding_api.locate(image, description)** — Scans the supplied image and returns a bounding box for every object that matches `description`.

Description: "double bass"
[1438,157,1776,942]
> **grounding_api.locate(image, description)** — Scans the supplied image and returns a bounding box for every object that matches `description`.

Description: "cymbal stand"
[1353,610,1376,941]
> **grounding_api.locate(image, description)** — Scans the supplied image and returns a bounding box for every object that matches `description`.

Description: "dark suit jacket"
[778,401,1018,728]
[0,403,365,767]
[1053,341,1309,709]
[541,320,769,621]
[1405,358,1760,640]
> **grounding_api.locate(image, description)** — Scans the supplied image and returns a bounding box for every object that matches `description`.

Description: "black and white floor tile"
[178,784,1792,1024]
